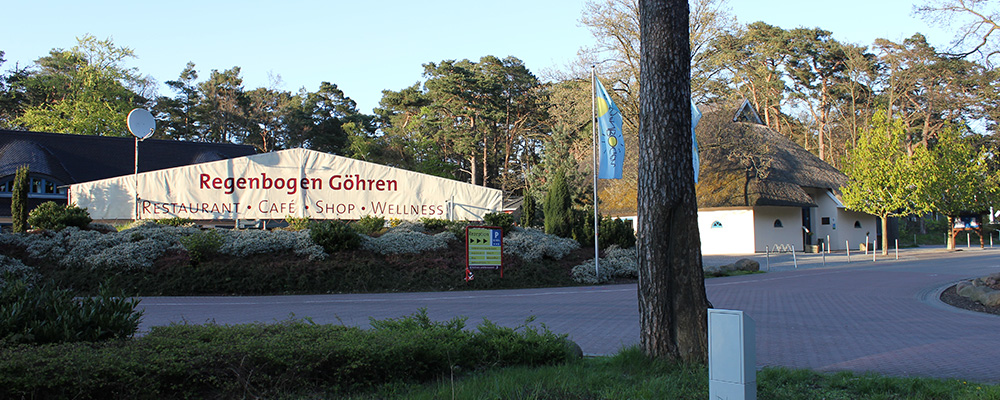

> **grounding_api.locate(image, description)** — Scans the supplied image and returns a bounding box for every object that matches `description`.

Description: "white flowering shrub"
[218,229,326,261]
[503,227,580,262]
[361,229,455,255]
[0,254,38,289]
[571,245,638,284]
[603,245,638,278]
[0,223,192,271]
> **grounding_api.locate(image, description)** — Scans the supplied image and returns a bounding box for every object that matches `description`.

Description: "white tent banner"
[69,148,503,221]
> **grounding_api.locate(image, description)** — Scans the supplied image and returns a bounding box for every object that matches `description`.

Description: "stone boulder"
[955,276,1000,307]
[704,258,760,276]
[733,258,760,272]
[563,339,584,359]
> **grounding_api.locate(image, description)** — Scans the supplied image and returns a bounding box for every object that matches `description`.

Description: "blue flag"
[595,79,624,179]
[692,101,702,184]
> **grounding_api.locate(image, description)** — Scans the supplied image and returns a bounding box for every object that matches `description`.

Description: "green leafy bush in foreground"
[0,279,142,345]
[27,201,92,231]
[0,310,573,399]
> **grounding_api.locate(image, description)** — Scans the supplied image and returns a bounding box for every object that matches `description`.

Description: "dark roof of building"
[0,130,256,184]
[695,102,846,208]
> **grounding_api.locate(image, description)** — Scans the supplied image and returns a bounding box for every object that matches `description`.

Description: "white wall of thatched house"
[692,202,875,256]
[839,209,878,250]
[752,206,804,252]
[803,187,878,252]
[698,208,756,254]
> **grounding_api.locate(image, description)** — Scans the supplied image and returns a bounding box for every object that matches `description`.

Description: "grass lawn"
[349,347,1000,400]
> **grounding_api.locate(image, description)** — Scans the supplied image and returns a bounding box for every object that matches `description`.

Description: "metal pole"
[822,243,826,267]
[873,241,876,262]
[865,234,870,255]
[765,246,770,271]
[846,240,850,263]
[826,235,830,254]
[895,239,898,260]
[791,244,798,269]
[591,66,600,278]
[134,137,139,221]
[968,233,972,249]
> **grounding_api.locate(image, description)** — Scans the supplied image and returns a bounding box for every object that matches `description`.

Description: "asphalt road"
[137,247,1000,383]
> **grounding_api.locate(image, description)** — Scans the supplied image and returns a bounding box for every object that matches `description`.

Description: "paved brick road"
[139,247,1000,383]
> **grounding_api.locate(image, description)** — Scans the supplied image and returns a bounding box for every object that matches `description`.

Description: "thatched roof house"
[691,101,876,254]
[695,100,848,209]
[608,100,876,254]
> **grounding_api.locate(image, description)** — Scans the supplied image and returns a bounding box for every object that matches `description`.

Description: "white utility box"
[708,309,756,400]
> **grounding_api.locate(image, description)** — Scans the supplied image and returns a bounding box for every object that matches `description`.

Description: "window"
[854,221,862,229]
[821,217,831,225]
[711,221,723,229]
[773,219,783,228]
[0,176,66,195]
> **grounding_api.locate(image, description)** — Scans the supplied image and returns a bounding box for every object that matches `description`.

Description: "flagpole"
[592,66,600,278]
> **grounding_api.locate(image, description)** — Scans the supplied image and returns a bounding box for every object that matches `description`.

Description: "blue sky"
[1,0,950,114]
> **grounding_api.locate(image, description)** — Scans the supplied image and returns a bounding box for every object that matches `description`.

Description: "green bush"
[0,279,142,345]
[309,220,361,252]
[419,217,450,231]
[353,215,387,235]
[570,211,635,250]
[154,217,194,227]
[178,229,224,262]
[599,217,636,249]
[483,212,515,235]
[284,215,311,231]
[0,311,571,399]
[27,201,92,231]
[571,207,596,247]
[11,165,29,233]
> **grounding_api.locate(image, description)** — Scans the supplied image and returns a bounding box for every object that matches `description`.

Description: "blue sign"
[491,229,502,246]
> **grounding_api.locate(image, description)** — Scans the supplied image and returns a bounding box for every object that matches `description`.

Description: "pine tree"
[520,190,536,227]
[11,165,29,232]
[543,170,572,238]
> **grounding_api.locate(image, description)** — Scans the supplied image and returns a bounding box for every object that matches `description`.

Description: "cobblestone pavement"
[138,246,1000,383]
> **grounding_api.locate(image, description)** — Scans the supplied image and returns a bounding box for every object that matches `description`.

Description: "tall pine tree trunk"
[637,0,710,363]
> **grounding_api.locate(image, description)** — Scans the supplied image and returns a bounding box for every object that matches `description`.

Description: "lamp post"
[127,109,155,221]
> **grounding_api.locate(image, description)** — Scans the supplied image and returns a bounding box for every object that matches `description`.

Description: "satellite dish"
[127,109,156,140]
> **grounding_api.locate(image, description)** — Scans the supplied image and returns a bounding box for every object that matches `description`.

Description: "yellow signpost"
[465,226,503,280]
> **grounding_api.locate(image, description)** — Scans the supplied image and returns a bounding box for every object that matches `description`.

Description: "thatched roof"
[695,102,847,209]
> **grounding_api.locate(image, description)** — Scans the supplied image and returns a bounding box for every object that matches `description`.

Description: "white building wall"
[805,188,840,250]
[752,206,803,252]
[698,209,756,255]
[838,209,878,251]
[799,187,879,251]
